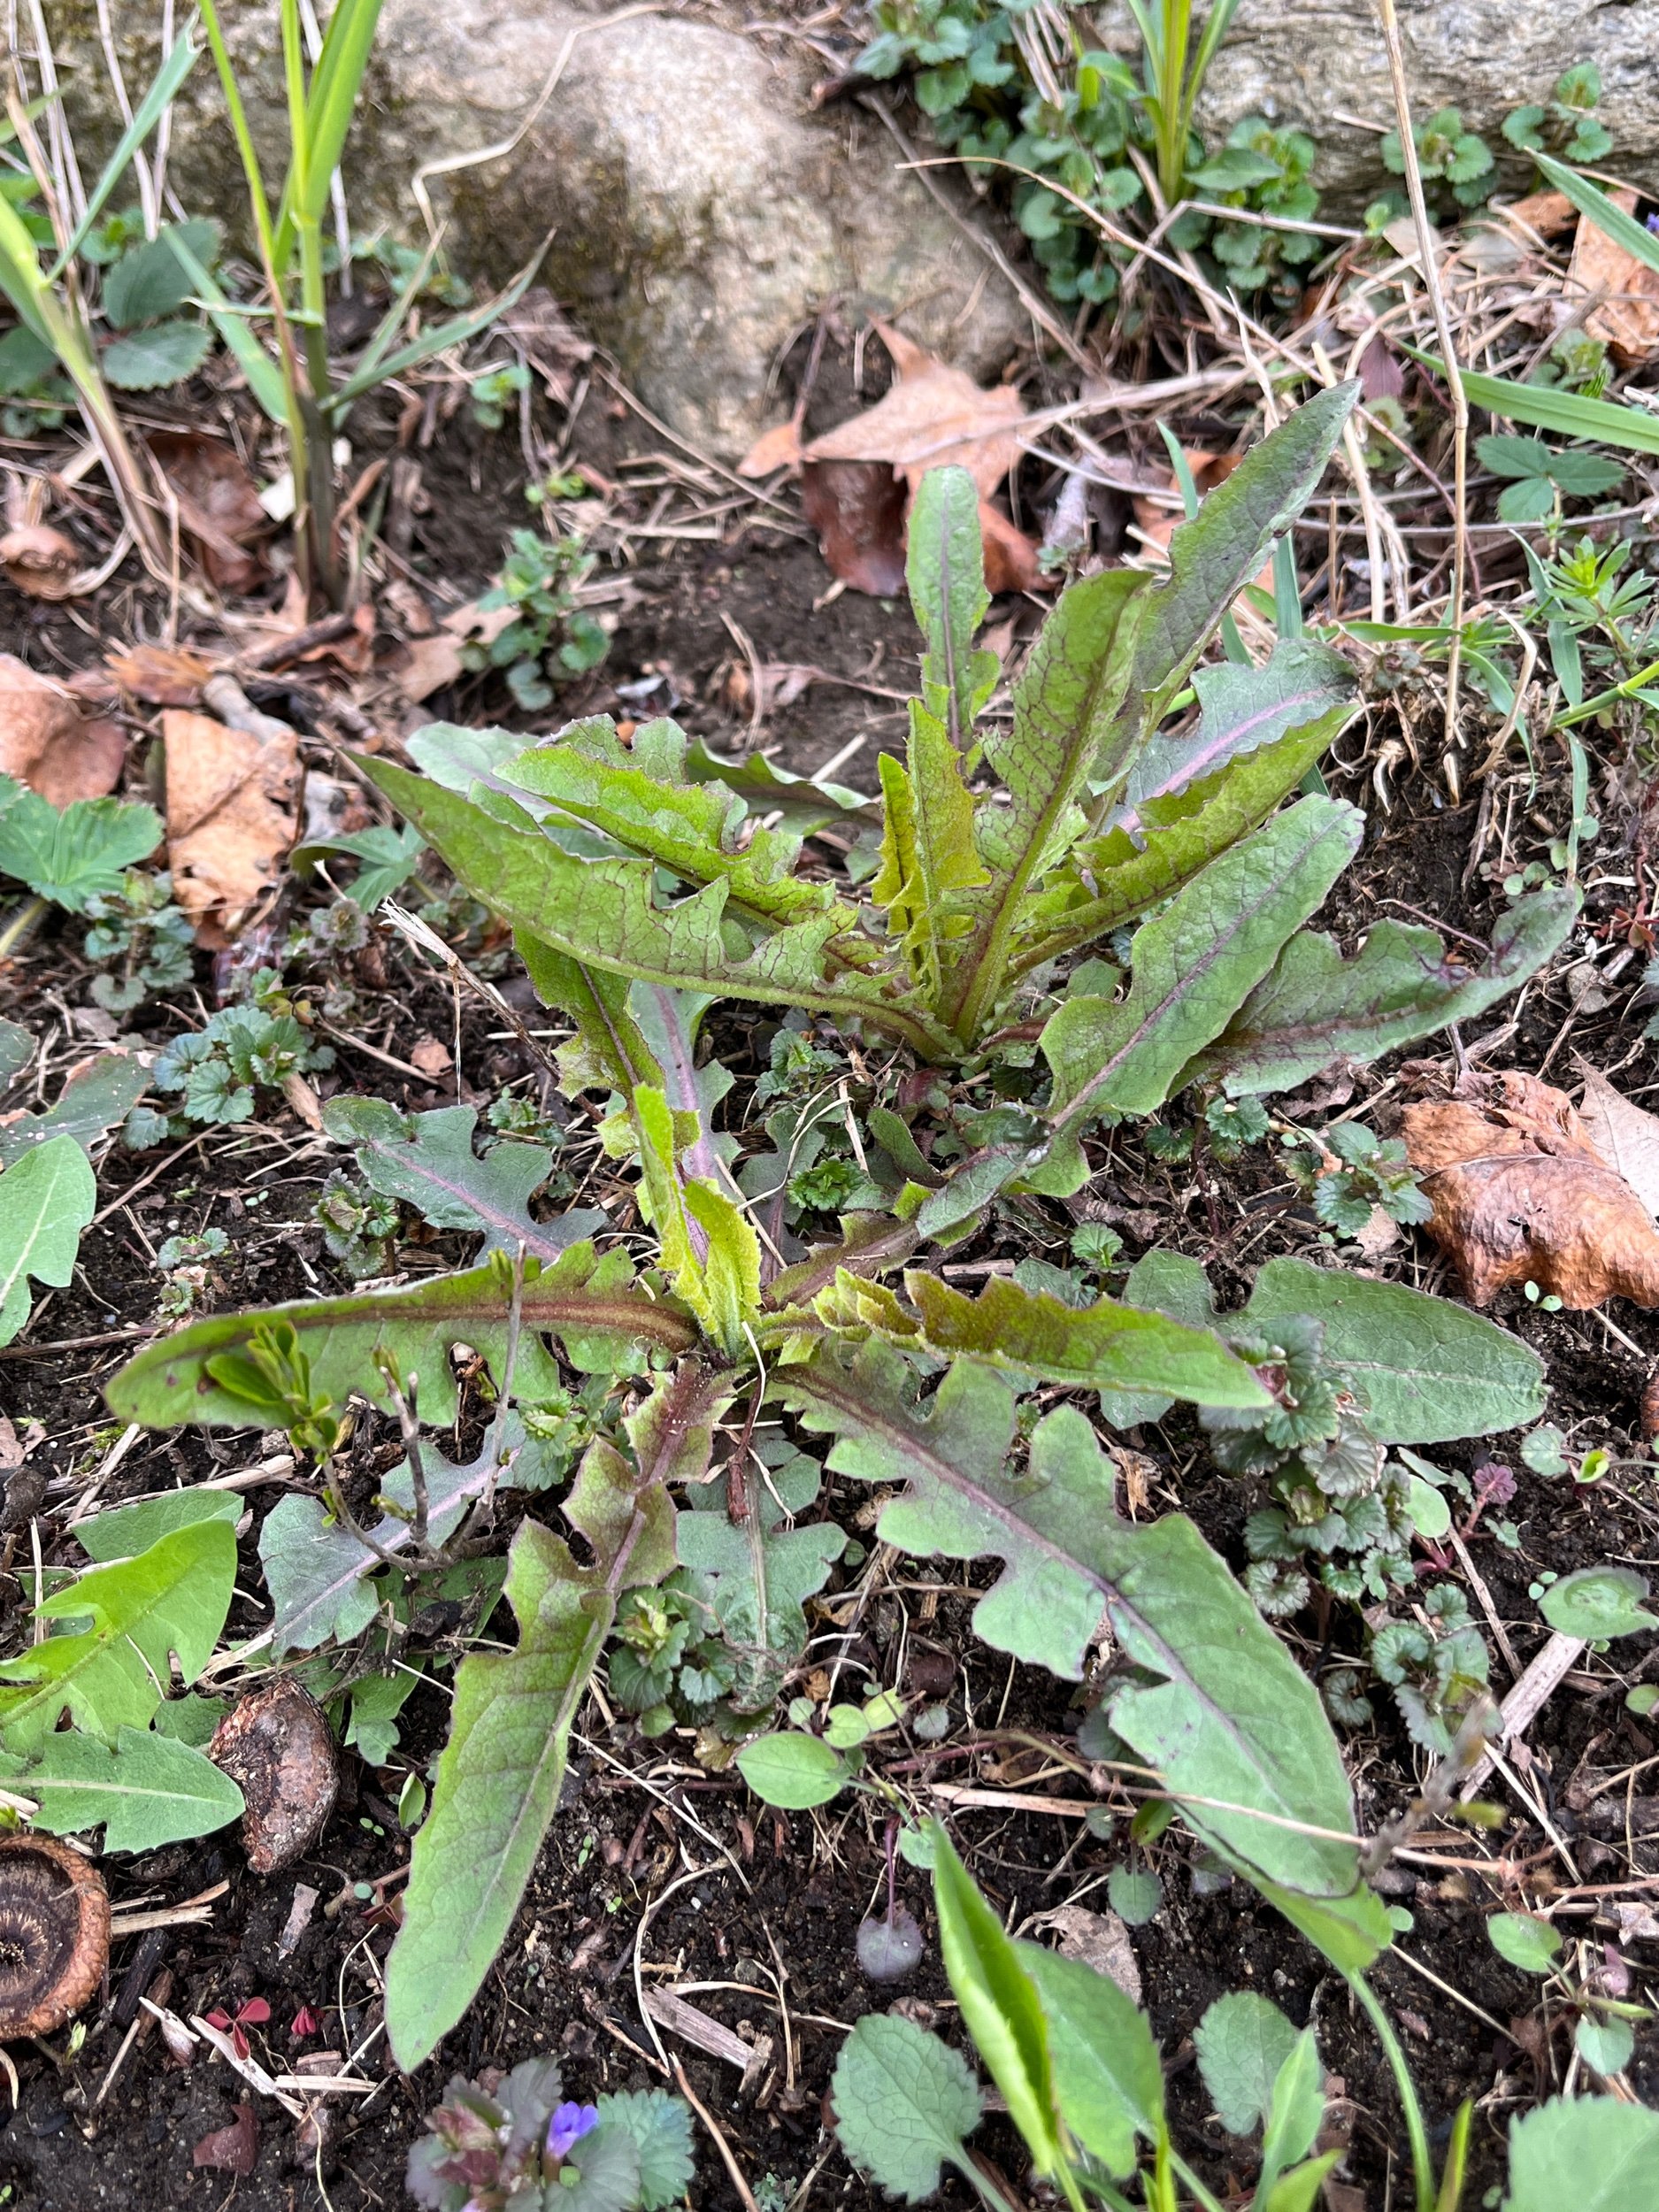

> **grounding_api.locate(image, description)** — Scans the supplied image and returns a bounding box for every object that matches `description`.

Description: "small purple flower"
[547,2103,600,2161]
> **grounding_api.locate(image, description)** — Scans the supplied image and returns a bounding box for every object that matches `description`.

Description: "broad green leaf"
[734,1731,848,1808]
[557,2120,641,2212]
[1575,2017,1634,2077]
[1258,2029,1325,2185]
[1242,1256,1546,1441]
[0,780,162,910]
[518,935,663,1098]
[832,2014,983,2203]
[0,1050,150,1167]
[942,566,1148,1044]
[1126,636,1356,809]
[258,1427,528,1654]
[932,1827,1068,2179]
[595,2092,695,2212]
[1487,1911,1562,1972]
[905,1270,1270,1408]
[1185,887,1578,1094]
[102,219,219,328]
[346,1667,419,1766]
[364,757,949,1057]
[106,1245,697,1431]
[0,1133,96,1345]
[386,1438,673,2069]
[0,1518,236,1750]
[1194,1990,1298,2134]
[682,733,877,834]
[1017,1939,1164,2176]
[872,710,987,998]
[0,1018,31,1087]
[323,1097,604,1258]
[1502,2095,1659,2211]
[1123,382,1360,744]
[633,1084,757,1356]
[74,1489,241,1562]
[0,1724,242,1850]
[1041,796,1362,1166]
[1540,1567,1658,1640]
[1251,1870,1393,1973]
[907,466,999,747]
[1015,705,1354,976]
[495,718,841,928]
[104,319,213,390]
[290,821,423,910]
[676,1446,847,1696]
[782,1354,1366,1901]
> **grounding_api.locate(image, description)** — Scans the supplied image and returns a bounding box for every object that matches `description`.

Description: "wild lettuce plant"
[106,387,1570,2072]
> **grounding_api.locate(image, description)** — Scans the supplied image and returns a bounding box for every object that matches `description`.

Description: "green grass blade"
[46,29,200,282]
[196,0,279,277]
[328,246,546,409]
[1533,150,1659,279]
[161,229,290,422]
[0,191,50,344]
[273,0,385,269]
[1406,345,1659,456]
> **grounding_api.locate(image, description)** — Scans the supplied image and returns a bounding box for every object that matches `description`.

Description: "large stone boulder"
[1179,0,1659,209]
[44,0,1028,459]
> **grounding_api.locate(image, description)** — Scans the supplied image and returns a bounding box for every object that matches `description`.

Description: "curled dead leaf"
[0,654,126,804]
[1568,186,1659,366]
[163,706,301,947]
[1402,1069,1659,1309]
[0,523,81,600]
[147,430,268,593]
[105,642,216,708]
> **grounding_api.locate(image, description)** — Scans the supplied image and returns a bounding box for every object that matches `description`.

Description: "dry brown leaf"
[1497,188,1577,237]
[1575,1061,1659,1218]
[1568,186,1659,365]
[163,707,300,946]
[0,655,126,804]
[105,642,215,708]
[1028,1904,1142,2005]
[1402,1069,1659,1309]
[795,324,1041,595]
[395,633,466,703]
[409,1034,452,1078]
[0,523,81,600]
[737,419,804,478]
[147,430,268,593]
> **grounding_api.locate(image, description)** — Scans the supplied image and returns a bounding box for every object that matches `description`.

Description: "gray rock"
[1164,0,1659,210]
[42,0,1029,458]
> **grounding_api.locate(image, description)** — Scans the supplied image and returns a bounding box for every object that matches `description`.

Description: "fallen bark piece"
[1402,1069,1659,1308]
[163,705,301,945]
[0,655,126,805]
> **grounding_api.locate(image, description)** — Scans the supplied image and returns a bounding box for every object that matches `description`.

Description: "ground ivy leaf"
[832,2013,982,2203]
[0,1724,243,1850]
[1194,1990,1299,2135]
[0,1133,96,1345]
[594,2091,695,2212]
[1502,2094,1659,2211]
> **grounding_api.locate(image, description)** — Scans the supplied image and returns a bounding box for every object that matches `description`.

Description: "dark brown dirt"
[2,323,1658,2212]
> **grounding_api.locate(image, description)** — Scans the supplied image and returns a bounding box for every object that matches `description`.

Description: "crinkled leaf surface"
[107,1246,695,1430]
[832,2014,983,2204]
[676,1446,847,1676]
[0,1724,243,1850]
[1502,2095,1659,2212]
[324,1096,604,1257]
[594,2092,695,2212]
[1194,1991,1299,2135]
[386,1441,675,2068]
[1041,796,1363,1154]
[0,1518,236,1750]
[0,1133,96,1344]
[1186,887,1578,1095]
[781,1349,1365,1901]
[1126,636,1356,810]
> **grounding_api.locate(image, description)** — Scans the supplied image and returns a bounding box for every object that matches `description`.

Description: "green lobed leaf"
[103,319,213,389]
[594,2092,695,2212]
[832,2014,983,2203]
[676,1446,847,1684]
[290,822,423,910]
[1041,796,1363,1170]
[781,1351,1367,1901]
[0,1518,236,1750]
[0,779,163,911]
[905,1270,1270,1408]
[0,1050,150,1169]
[323,1096,604,1259]
[1194,1991,1300,2135]
[0,1724,243,1850]
[1184,887,1578,1094]
[932,1827,1068,2179]
[1502,2095,1659,2211]
[386,1436,674,2069]
[362,756,949,1057]
[1016,1939,1164,2176]
[0,1133,96,1345]
[558,2120,641,2212]
[101,219,219,327]
[106,1246,696,1431]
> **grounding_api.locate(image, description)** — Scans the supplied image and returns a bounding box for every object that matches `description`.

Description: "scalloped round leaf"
[103,320,212,392]
[595,2090,695,2212]
[1540,1567,1658,1640]
[832,2013,982,2203]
